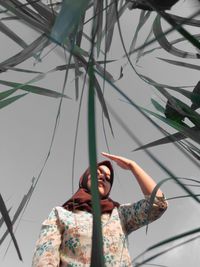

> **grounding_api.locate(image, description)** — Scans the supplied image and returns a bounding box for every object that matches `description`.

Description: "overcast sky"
[0,1,200,266]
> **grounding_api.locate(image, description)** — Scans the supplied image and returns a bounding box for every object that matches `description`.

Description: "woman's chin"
[98,188,106,198]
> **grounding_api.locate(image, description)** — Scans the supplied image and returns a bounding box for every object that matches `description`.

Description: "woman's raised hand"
[101,152,133,170]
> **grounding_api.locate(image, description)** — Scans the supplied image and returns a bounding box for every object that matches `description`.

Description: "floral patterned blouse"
[32,196,168,267]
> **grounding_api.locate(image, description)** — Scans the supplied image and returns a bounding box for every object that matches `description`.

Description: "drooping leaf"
[0,79,70,98]
[136,23,153,63]
[51,0,90,45]
[105,0,116,52]
[154,79,200,110]
[0,20,27,49]
[191,80,200,110]
[0,178,36,247]
[106,102,200,205]
[0,88,18,100]
[152,85,200,127]
[0,93,27,109]
[142,33,200,58]
[73,55,114,135]
[140,106,200,145]
[0,194,22,260]
[0,207,12,228]
[103,0,128,52]
[133,131,186,151]
[134,234,200,267]
[164,99,185,123]
[129,10,151,54]
[148,227,200,251]
[6,67,42,74]
[0,34,49,72]
[157,57,200,72]
[170,13,200,27]
[153,15,200,59]
[25,0,55,23]
[93,0,104,56]
[140,73,193,91]
[0,0,48,32]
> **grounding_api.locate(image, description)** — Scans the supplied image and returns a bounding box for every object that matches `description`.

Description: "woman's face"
[87,165,111,198]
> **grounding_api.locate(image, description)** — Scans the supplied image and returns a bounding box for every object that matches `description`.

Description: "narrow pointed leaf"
[103,1,128,52]
[0,178,35,246]
[0,20,27,49]
[105,0,116,52]
[136,25,153,63]
[147,2,200,52]
[142,33,200,58]
[148,227,200,251]
[0,207,12,228]
[0,79,69,98]
[0,34,49,72]
[26,0,55,22]
[0,0,48,32]
[134,132,186,151]
[93,0,103,56]
[134,234,200,267]
[129,10,151,54]
[169,14,200,27]
[0,93,27,109]
[153,15,200,58]
[7,67,42,74]
[0,194,22,260]
[140,106,200,145]
[0,88,17,100]
[157,57,200,71]
[51,0,90,45]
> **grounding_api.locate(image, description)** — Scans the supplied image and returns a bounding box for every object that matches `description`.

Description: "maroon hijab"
[62,161,120,214]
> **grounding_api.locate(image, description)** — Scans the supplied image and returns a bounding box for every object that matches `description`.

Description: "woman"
[32,152,168,267]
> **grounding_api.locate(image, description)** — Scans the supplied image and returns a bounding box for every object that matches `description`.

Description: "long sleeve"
[118,195,168,235]
[32,208,64,267]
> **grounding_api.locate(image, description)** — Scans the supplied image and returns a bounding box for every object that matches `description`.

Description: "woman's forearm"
[129,161,163,197]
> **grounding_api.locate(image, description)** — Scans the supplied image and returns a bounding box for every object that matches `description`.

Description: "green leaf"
[151,98,165,114]
[157,57,200,71]
[0,34,48,72]
[141,106,200,144]
[153,15,199,58]
[0,79,70,99]
[0,178,36,247]
[129,10,151,54]
[150,3,200,52]
[0,88,17,100]
[51,0,90,45]
[0,194,22,260]
[0,0,48,33]
[94,0,104,56]
[0,93,27,109]
[25,0,55,22]
[148,227,200,251]
[88,61,105,267]
[134,234,200,267]
[0,207,12,228]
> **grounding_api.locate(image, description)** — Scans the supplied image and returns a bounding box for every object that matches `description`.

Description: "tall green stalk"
[88,59,105,267]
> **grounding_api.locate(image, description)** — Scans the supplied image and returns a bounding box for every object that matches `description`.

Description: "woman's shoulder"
[47,206,74,218]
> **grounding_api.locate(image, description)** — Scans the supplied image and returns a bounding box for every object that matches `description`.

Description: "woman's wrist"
[129,161,137,172]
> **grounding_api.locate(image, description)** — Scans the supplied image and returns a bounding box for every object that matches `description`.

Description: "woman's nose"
[98,172,105,180]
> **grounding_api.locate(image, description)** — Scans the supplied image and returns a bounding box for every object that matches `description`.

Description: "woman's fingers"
[101,152,120,160]
[101,152,132,170]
